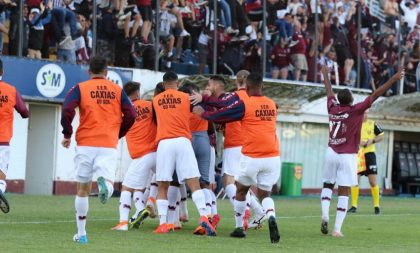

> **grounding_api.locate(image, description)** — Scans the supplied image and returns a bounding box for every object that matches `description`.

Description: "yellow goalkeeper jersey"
[360,119,384,153]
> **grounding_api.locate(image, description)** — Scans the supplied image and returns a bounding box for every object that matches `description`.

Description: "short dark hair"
[89,56,107,74]
[154,82,165,96]
[209,75,226,86]
[0,59,3,71]
[163,71,178,82]
[179,82,200,95]
[123,81,140,96]
[337,89,353,105]
[246,73,263,89]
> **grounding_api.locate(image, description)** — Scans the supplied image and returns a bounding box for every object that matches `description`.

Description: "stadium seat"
[394,142,401,152]
[401,142,410,153]
[395,152,410,178]
[407,153,418,177]
[410,143,418,153]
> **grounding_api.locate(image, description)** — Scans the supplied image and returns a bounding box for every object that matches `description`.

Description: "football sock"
[321,188,332,221]
[351,186,359,208]
[210,190,218,215]
[0,180,6,193]
[234,199,247,228]
[119,191,131,222]
[156,199,169,225]
[225,184,237,206]
[75,196,89,236]
[334,196,349,232]
[132,191,145,218]
[149,182,158,201]
[167,186,179,225]
[371,185,380,207]
[262,197,276,218]
[249,192,264,217]
[191,190,208,217]
[179,184,189,219]
[105,181,114,199]
[142,187,150,205]
[203,188,213,216]
[175,191,181,224]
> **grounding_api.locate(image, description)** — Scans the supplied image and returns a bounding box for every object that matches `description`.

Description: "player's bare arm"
[371,69,404,101]
[321,66,334,97]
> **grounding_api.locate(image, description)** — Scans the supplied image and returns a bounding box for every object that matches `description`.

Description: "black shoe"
[230,227,246,238]
[374,207,380,215]
[321,220,328,235]
[268,216,280,243]
[347,206,357,213]
[0,191,10,213]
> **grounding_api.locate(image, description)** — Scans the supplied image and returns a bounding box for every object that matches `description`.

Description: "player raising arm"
[319,66,404,238]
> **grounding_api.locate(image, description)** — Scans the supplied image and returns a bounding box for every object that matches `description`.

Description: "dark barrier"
[2,56,133,103]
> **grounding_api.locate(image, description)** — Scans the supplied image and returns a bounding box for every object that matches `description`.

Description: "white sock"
[179,184,189,219]
[119,191,131,222]
[142,188,150,204]
[147,182,158,206]
[105,181,114,199]
[0,180,6,193]
[191,190,207,217]
[175,191,181,225]
[334,196,349,232]
[167,186,179,224]
[262,197,276,218]
[321,188,333,221]
[210,190,218,215]
[225,184,237,206]
[234,199,247,228]
[249,192,264,217]
[203,189,213,216]
[156,199,169,225]
[132,191,145,218]
[75,196,89,236]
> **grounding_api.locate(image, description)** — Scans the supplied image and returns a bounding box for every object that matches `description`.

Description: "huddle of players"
[59,56,281,244]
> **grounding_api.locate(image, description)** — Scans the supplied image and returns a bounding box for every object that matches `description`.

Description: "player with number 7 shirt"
[319,65,404,238]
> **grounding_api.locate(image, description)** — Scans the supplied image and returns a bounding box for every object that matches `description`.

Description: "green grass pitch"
[0,195,419,253]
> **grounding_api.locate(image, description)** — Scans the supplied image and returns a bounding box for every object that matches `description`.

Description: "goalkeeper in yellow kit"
[348,110,384,215]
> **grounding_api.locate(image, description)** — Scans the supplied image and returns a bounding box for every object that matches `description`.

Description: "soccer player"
[191,73,266,229]
[152,71,216,236]
[193,73,281,243]
[0,59,29,214]
[348,110,384,214]
[319,66,404,237]
[61,56,136,244]
[111,81,157,231]
[179,83,220,232]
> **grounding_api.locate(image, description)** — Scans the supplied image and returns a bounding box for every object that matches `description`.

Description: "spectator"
[289,20,308,81]
[74,14,90,64]
[270,37,290,80]
[27,2,52,59]
[400,0,420,31]
[96,7,117,65]
[384,0,399,29]
[275,11,293,42]
[57,23,76,63]
[331,16,353,84]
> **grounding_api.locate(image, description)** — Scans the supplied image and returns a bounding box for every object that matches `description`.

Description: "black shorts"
[335,45,352,68]
[359,152,377,176]
[138,5,153,21]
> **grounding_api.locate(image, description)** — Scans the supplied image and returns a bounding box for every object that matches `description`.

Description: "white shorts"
[156,137,200,183]
[209,146,216,184]
[0,146,10,175]
[236,154,281,192]
[74,146,118,183]
[222,147,242,177]
[122,152,156,190]
[322,147,357,187]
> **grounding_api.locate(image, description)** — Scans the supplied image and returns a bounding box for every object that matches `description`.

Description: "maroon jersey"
[327,96,372,154]
[271,46,290,68]
[290,32,307,55]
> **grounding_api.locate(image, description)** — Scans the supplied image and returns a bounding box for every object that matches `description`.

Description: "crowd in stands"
[0,0,419,93]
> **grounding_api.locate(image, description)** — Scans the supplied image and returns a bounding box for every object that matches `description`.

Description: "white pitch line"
[0,213,418,225]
